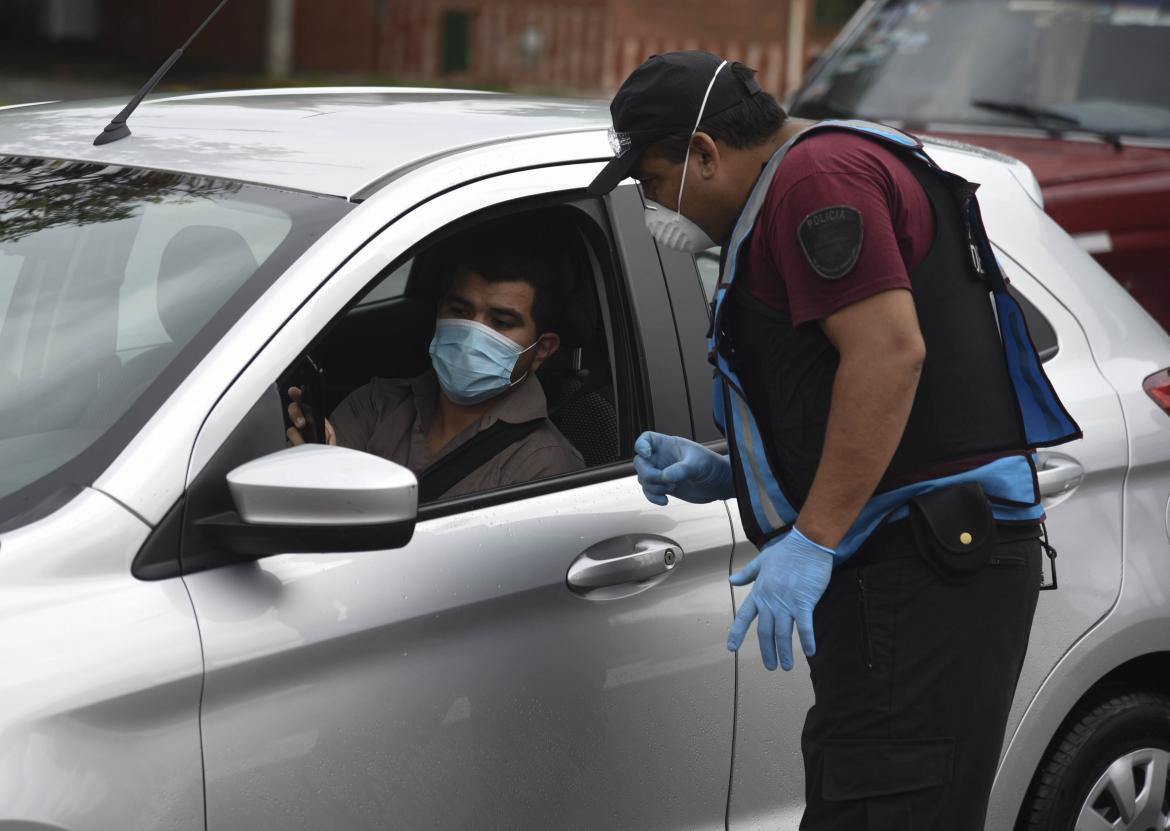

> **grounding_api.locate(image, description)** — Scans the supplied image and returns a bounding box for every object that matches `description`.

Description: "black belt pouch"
[907,482,995,583]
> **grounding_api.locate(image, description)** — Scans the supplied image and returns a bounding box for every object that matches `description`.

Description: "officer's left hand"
[727,527,835,671]
[633,431,734,505]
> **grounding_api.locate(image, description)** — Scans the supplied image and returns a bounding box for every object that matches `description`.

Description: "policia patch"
[797,205,864,280]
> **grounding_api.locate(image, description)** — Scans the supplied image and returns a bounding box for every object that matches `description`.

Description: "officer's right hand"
[633,431,734,505]
[286,386,336,446]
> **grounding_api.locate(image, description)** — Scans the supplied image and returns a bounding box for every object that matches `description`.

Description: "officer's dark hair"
[648,63,788,164]
[441,215,575,337]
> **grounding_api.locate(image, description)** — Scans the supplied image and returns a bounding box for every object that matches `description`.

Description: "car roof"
[0,87,612,199]
[0,87,1047,209]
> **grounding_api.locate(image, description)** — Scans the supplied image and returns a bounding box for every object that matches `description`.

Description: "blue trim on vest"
[832,453,1042,560]
[712,375,728,434]
[968,199,1081,446]
[728,386,797,534]
[994,280,1080,445]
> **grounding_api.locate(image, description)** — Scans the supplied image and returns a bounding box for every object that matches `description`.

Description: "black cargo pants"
[799,523,1042,830]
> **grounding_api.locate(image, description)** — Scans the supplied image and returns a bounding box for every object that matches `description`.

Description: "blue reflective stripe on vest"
[712,375,728,434]
[727,385,797,534]
[708,119,1070,558]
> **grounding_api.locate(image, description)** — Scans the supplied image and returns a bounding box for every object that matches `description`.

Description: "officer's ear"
[691,132,721,181]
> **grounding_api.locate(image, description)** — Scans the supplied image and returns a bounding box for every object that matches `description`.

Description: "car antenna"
[93,0,230,146]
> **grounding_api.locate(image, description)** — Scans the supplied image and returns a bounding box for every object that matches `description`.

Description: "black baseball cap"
[587,50,761,196]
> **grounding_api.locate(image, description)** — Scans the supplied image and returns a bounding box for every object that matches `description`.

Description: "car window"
[357,258,411,307]
[695,247,721,306]
[1010,285,1059,363]
[283,202,623,504]
[0,156,352,523]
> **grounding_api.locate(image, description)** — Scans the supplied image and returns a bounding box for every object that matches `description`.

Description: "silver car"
[1,89,1168,831]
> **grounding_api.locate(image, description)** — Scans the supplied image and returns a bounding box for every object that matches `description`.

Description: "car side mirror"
[195,444,418,556]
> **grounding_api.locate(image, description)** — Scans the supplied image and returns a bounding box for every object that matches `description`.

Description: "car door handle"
[1036,453,1084,499]
[566,536,683,591]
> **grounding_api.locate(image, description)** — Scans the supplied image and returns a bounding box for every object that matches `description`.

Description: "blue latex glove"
[727,527,835,671]
[633,431,735,506]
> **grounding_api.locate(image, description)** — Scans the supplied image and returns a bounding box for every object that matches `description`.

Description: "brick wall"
[99,0,267,70]
[607,0,809,98]
[367,0,611,92]
[354,0,817,96]
[93,0,832,96]
[293,0,380,73]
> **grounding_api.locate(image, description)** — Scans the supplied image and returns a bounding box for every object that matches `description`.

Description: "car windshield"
[793,0,1170,139]
[0,156,350,521]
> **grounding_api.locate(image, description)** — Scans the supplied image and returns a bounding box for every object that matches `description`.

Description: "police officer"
[587,51,1080,830]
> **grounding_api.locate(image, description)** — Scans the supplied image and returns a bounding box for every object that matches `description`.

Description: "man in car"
[587,51,1080,829]
[286,217,585,499]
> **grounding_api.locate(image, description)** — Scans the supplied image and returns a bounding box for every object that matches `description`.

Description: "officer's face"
[436,268,560,380]
[634,152,681,209]
[635,133,732,244]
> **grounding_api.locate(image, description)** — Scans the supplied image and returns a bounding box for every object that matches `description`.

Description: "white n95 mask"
[643,58,728,254]
[644,200,716,253]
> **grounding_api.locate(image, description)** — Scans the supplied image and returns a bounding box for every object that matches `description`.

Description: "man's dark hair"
[442,214,582,338]
[649,63,788,164]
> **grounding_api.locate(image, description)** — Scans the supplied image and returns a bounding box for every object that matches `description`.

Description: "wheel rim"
[1076,747,1170,830]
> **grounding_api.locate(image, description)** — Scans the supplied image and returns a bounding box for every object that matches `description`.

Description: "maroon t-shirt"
[745,130,935,320]
[742,129,1025,491]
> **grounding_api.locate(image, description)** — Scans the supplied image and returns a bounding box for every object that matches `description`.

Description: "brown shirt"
[330,370,585,500]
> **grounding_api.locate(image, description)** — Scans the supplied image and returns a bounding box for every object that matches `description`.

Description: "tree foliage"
[0,156,239,245]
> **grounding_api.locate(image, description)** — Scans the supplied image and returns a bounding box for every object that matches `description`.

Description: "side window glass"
[357,258,411,307]
[695,246,721,306]
[282,204,621,505]
[1008,285,1059,363]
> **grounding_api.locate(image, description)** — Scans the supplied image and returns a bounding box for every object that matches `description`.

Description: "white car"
[0,88,1168,831]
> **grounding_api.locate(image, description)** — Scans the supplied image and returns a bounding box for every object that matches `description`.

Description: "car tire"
[1021,691,1170,830]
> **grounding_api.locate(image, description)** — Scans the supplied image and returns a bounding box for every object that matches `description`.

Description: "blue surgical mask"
[428,318,543,405]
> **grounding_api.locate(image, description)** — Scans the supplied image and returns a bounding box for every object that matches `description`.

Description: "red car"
[789,0,1170,329]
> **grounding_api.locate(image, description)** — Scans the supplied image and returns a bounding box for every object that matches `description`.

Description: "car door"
[179,167,737,830]
[656,239,816,829]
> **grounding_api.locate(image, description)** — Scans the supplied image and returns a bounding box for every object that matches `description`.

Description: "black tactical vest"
[720,137,1028,507]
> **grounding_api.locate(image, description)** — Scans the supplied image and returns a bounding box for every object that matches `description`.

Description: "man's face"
[635,150,686,210]
[436,268,560,382]
[634,134,733,246]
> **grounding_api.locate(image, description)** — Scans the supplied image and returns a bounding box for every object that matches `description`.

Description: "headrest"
[157,225,259,345]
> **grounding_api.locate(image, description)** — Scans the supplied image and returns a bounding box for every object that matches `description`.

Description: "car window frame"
[171,164,689,576]
[301,190,653,521]
[369,185,688,521]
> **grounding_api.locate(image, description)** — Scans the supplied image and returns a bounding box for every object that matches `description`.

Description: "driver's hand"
[286,386,336,446]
